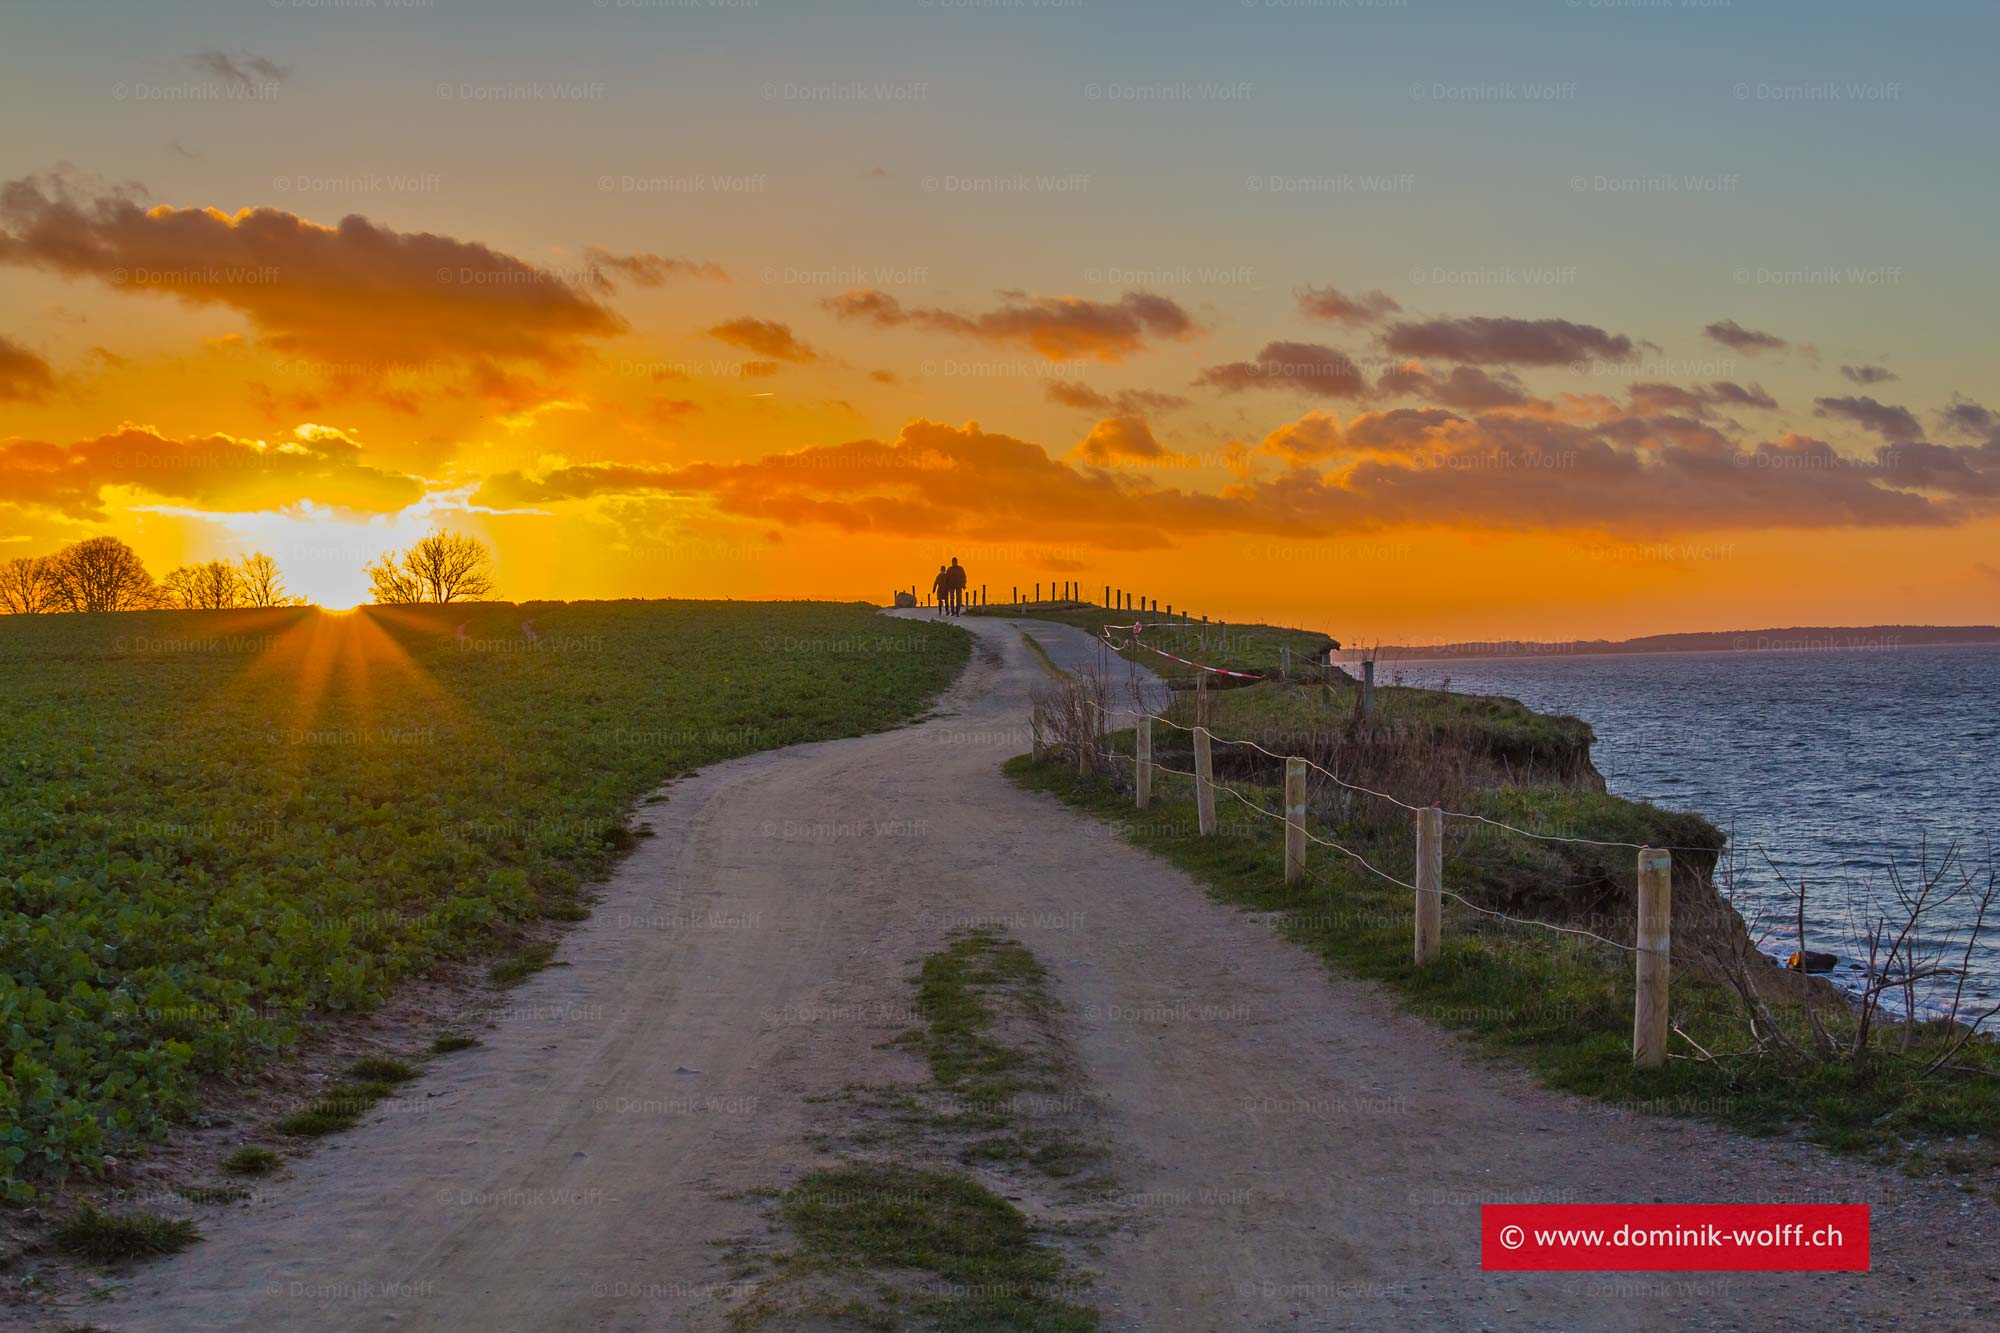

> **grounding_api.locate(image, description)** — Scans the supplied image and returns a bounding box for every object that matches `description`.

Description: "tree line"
[0,530,497,614]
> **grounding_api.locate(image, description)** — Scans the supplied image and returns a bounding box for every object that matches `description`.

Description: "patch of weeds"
[781,1164,1096,1332]
[220,1145,282,1176]
[275,1081,394,1137]
[489,941,560,986]
[432,1034,480,1054]
[347,1056,418,1083]
[53,1207,200,1263]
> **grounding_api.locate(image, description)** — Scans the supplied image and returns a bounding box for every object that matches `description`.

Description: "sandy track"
[90,613,1994,1332]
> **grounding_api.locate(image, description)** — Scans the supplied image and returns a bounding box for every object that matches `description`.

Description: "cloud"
[189,51,292,88]
[0,335,55,401]
[1814,395,1922,443]
[1197,341,1367,397]
[1624,380,1778,417]
[1703,381,1778,411]
[1296,285,1400,324]
[474,404,1998,547]
[1838,363,1897,385]
[706,317,817,363]
[585,246,727,288]
[1,424,425,520]
[0,172,625,368]
[1703,319,1788,355]
[1382,316,1636,366]
[1046,381,1190,415]
[1939,396,2000,446]
[824,287,1197,362]
[1070,415,1171,467]
[1379,363,1534,410]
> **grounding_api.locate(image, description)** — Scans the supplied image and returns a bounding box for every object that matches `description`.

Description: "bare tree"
[237,552,302,607]
[365,530,495,605]
[0,555,58,614]
[160,560,242,610]
[46,537,159,612]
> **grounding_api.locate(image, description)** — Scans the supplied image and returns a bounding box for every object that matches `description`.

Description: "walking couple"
[931,557,969,616]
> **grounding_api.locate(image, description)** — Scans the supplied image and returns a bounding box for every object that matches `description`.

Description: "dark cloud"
[1840,364,1898,385]
[1814,395,1922,443]
[190,51,292,88]
[1296,285,1401,324]
[1197,341,1367,397]
[706,317,817,363]
[823,287,1198,362]
[0,335,55,401]
[1703,381,1778,411]
[1703,319,1788,355]
[0,172,624,367]
[1382,316,1636,366]
[1625,380,1778,417]
[1379,364,1533,410]
[1939,396,2000,446]
[585,246,727,287]
[1046,381,1190,415]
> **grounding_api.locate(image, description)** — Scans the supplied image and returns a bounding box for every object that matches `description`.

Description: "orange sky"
[3,174,1997,638]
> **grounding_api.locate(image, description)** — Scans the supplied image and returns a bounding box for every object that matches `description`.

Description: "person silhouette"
[930,564,949,615]
[946,557,967,615]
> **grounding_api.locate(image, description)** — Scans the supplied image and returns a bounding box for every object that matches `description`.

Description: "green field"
[0,599,966,1195]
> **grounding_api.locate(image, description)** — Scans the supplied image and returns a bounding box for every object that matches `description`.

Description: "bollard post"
[1414,806,1442,964]
[1634,847,1672,1069]
[1104,583,1110,608]
[1284,757,1306,883]
[1194,726,1217,835]
[1135,715,1153,810]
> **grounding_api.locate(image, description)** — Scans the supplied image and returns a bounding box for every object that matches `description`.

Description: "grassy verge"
[736,931,1101,1330]
[1009,755,1999,1182]
[0,599,966,1194]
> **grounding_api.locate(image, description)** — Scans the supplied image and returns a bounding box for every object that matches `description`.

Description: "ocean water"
[1383,644,2000,1011]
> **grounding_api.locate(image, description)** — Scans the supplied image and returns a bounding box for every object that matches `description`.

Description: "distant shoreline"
[1352,625,2000,664]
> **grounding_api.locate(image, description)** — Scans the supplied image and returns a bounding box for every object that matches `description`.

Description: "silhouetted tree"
[365,530,495,605]
[0,555,58,614]
[237,552,303,607]
[162,560,243,610]
[47,537,159,612]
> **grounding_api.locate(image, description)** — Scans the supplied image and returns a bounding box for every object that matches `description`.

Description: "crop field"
[0,599,966,1195]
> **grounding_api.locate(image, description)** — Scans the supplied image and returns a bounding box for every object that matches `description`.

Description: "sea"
[1381,643,1999,1015]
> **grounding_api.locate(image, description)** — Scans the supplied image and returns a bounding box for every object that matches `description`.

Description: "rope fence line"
[1044,687,1678,1067]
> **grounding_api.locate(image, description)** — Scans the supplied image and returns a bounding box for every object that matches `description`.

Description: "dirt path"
[89,613,1994,1332]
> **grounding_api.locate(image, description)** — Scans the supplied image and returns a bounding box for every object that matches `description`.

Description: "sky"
[2,0,1997,639]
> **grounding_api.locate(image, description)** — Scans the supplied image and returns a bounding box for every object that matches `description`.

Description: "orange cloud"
[0,172,624,366]
[824,288,1198,362]
[473,409,1999,546]
[1071,416,1170,467]
[1,424,424,519]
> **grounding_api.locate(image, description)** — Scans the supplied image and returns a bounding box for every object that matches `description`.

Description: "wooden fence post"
[1634,847,1672,1069]
[1414,806,1442,964]
[1281,645,1291,679]
[1135,715,1152,810]
[1194,726,1217,835]
[1195,671,1210,728]
[1361,659,1375,717]
[1284,757,1306,883]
